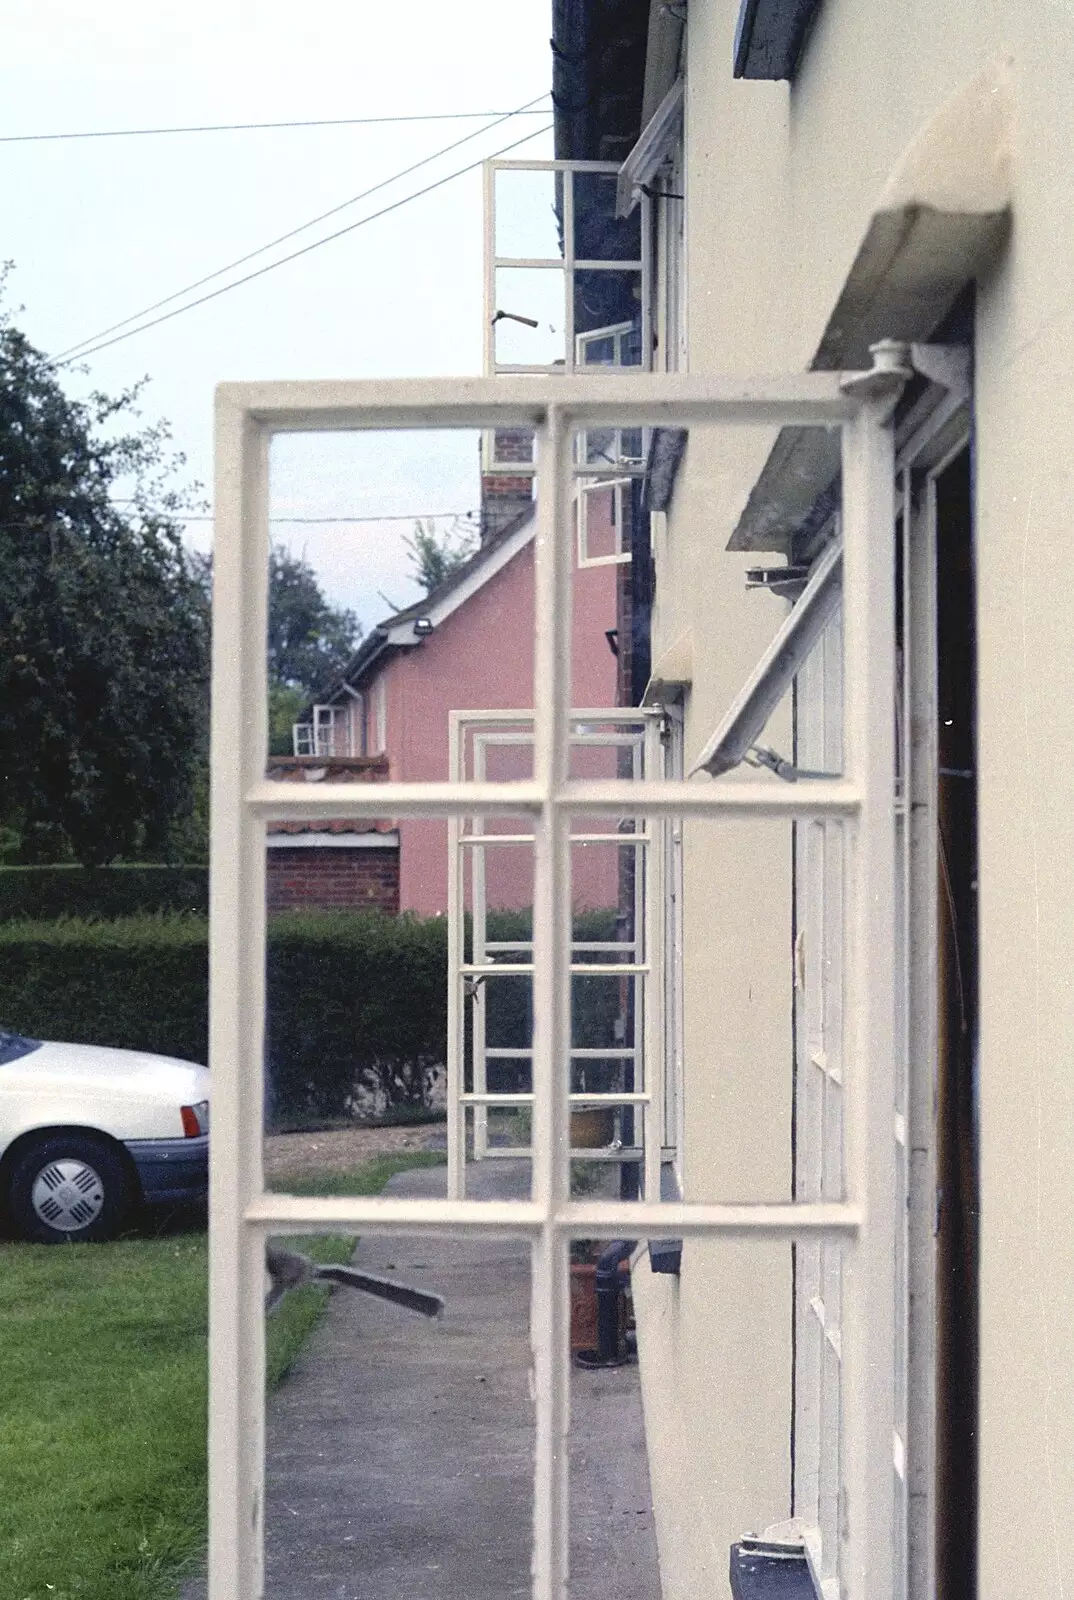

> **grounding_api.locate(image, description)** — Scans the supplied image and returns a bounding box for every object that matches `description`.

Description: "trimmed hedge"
[0,914,209,1064]
[0,865,209,921]
[267,912,448,1117]
[0,906,625,1122]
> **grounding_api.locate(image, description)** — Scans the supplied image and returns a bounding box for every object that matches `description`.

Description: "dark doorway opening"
[934,446,978,1600]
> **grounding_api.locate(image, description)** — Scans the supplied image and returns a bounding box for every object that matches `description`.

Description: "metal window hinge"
[745,745,839,783]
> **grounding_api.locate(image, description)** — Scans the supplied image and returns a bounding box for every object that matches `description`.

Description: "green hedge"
[0,907,626,1122]
[267,912,448,1117]
[0,865,209,921]
[0,914,209,1064]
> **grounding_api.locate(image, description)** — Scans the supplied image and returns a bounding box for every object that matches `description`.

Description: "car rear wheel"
[8,1134,134,1243]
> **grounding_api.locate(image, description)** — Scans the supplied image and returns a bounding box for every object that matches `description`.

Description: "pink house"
[284,499,622,916]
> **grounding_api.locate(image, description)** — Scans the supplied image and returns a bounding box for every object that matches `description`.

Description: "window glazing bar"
[559,780,860,818]
[207,401,269,1600]
[531,405,573,1596]
[218,373,860,431]
[244,1194,861,1238]
[839,402,898,1600]
[247,777,859,819]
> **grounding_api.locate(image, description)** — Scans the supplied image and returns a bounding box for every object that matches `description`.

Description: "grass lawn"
[0,1150,444,1600]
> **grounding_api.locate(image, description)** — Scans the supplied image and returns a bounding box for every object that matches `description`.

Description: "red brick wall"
[266,847,400,914]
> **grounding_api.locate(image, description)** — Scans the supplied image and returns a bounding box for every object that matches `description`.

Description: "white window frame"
[315,702,350,757]
[209,371,896,1600]
[575,475,634,568]
[482,159,651,481]
[291,704,352,757]
[483,159,650,379]
[445,708,667,1196]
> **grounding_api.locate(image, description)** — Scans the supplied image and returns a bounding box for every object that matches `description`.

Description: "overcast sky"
[1,1,552,630]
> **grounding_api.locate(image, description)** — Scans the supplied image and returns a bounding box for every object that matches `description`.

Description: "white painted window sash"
[575,475,634,567]
[690,535,844,778]
[483,160,649,379]
[447,712,659,1183]
[209,373,894,1600]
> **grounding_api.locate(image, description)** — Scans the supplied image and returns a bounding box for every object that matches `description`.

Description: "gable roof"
[311,502,536,709]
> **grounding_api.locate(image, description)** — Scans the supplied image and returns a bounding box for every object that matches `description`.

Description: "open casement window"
[701,347,971,1600]
[690,536,843,780]
[445,709,672,1203]
[483,160,650,378]
[209,371,899,1600]
[575,476,633,568]
[291,703,350,758]
[572,322,646,568]
[481,159,650,482]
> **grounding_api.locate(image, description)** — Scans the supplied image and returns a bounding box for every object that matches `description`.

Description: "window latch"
[745,745,840,783]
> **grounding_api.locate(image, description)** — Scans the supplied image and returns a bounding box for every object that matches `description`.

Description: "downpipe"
[574,1240,636,1370]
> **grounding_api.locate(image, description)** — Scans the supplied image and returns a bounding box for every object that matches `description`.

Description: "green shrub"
[0,864,209,921]
[0,905,627,1123]
[0,913,209,1063]
[266,910,448,1119]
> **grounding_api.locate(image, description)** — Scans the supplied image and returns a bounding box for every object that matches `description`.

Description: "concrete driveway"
[185,1161,661,1598]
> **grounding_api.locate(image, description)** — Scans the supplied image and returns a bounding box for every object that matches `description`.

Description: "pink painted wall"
[371,534,619,916]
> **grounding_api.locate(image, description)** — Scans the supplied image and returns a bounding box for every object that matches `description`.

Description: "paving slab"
[185,1161,661,1599]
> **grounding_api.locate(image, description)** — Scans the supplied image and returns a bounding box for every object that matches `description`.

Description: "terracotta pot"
[569,1258,631,1355]
[570,1107,615,1149]
[569,1262,599,1352]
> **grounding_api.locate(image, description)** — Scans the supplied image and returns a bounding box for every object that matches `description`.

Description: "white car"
[0,1028,209,1243]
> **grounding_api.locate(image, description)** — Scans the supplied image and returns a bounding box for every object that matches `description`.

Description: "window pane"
[260,1225,535,1597]
[494,164,562,260]
[573,271,642,347]
[573,169,641,262]
[493,266,565,365]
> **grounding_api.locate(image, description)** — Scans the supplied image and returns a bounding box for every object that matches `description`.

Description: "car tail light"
[181,1101,209,1138]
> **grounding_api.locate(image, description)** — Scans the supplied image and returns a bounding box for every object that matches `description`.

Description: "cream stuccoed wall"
[633,1,1074,1596]
[634,433,796,1599]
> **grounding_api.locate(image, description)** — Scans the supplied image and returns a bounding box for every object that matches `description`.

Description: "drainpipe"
[574,1240,635,1369]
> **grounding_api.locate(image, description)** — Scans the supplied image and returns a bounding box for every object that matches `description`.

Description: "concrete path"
[185,1161,661,1599]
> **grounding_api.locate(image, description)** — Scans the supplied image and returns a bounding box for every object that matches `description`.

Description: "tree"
[266,544,362,692]
[404,518,478,595]
[191,546,362,758]
[0,293,209,864]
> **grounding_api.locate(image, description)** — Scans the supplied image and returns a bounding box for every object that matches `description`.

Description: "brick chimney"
[480,428,535,542]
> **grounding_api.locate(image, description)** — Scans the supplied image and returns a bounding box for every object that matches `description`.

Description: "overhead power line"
[53,95,548,365]
[0,107,551,144]
[52,119,552,368]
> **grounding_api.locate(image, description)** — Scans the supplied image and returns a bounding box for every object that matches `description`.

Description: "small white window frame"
[209,371,896,1600]
[482,160,652,482]
[483,159,650,379]
[444,708,667,1196]
[575,475,634,568]
[312,702,350,757]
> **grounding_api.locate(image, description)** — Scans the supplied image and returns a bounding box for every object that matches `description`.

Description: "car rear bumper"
[126,1135,208,1205]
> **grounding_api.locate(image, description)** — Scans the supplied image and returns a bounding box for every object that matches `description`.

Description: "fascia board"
[383,516,536,646]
